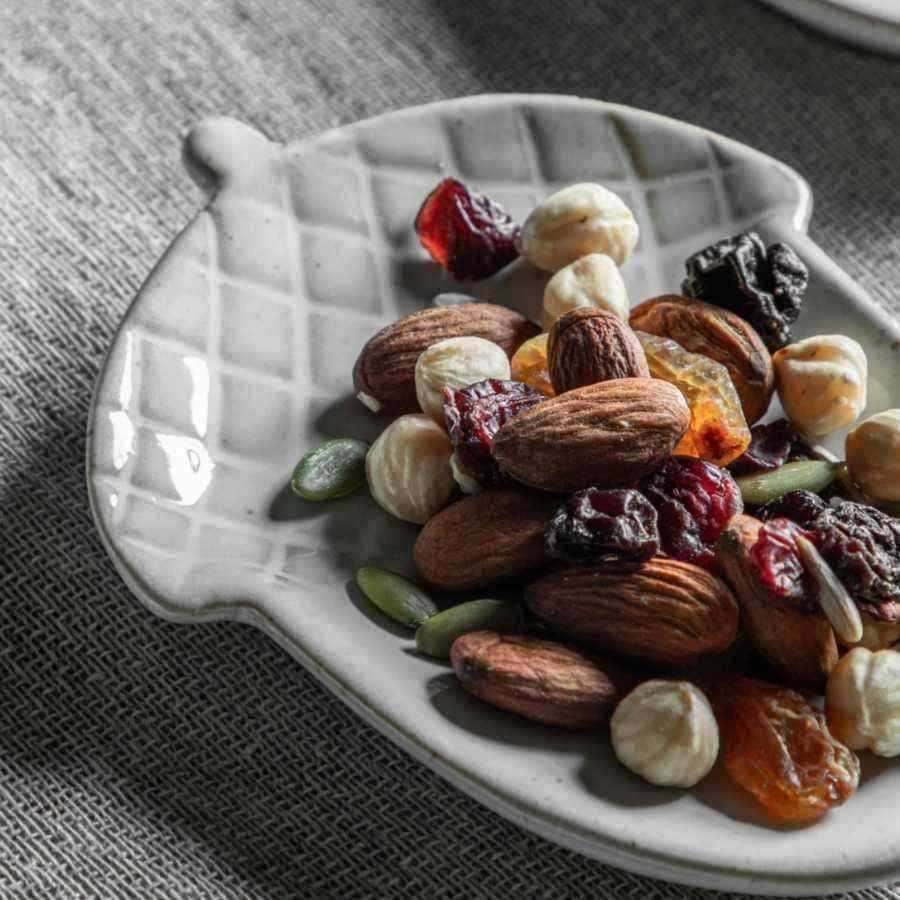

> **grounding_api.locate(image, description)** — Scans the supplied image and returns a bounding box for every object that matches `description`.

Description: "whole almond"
[353,303,539,415]
[548,307,649,393]
[492,378,690,493]
[630,294,774,424]
[414,488,558,591]
[526,557,739,668]
[716,514,838,689]
[450,631,630,729]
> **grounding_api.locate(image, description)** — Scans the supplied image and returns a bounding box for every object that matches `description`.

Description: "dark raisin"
[640,457,743,570]
[682,232,808,351]
[749,518,816,608]
[545,488,659,565]
[415,178,520,280]
[758,490,827,528]
[443,379,544,486]
[729,419,795,476]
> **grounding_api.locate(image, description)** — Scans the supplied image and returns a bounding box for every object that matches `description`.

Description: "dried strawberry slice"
[415,178,520,280]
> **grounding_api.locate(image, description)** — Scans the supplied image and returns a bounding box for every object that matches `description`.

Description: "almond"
[526,557,739,668]
[547,307,649,393]
[353,303,539,415]
[450,631,630,729]
[716,514,838,689]
[492,378,689,493]
[629,294,774,424]
[414,488,558,591]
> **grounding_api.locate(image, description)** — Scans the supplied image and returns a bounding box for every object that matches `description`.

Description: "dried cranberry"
[640,457,743,570]
[758,490,827,529]
[749,518,816,607]
[545,488,659,565]
[415,178,520,280]
[443,379,543,485]
[682,232,808,351]
[729,419,802,476]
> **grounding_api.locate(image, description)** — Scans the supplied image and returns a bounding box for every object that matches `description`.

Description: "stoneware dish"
[87,95,900,895]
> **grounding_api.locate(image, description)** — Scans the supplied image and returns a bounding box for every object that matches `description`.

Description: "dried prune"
[443,379,543,486]
[682,232,808,351]
[758,489,827,529]
[415,178,520,280]
[640,457,742,570]
[728,418,813,476]
[715,677,859,824]
[545,488,659,564]
[749,517,815,608]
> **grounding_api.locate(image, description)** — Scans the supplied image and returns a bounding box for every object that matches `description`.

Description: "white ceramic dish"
[760,0,900,56]
[87,95,900,895]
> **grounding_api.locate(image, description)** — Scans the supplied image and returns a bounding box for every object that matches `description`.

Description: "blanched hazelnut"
[415,336,510,423]
[826,647,900,757]
[519,183,639,272]
[773,335,867,437]
[366,414,455,524]
[610,680,719,788]
[541,253,629,331]
[846,409,900,503]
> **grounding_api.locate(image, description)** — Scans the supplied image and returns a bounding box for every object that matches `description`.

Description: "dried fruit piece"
[630,294,774,424]
[443,379,544,487]
[728,418,814,477]
[493,378,690,494]
[509,332,554,397]
[545,488,659,565]
[527,557,739,668]
[542,252,629,330]
[355,566,438,627]
[637,331,750,466]
[846,409,900,503]
[611,681,719,788]
[640,457,743,571]
[451,631,629,729]
[547,307,649,393]
[415,599,522,659]
[757,489,827,528]
[682,232,808,351]
[735,460,841,506]
[415,178,519,280]
[749,517,815,604]
[290,438,368,501]
[715,677,859,824]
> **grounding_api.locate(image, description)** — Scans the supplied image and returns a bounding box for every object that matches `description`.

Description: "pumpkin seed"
[415,599,522,659]
[736,460,841,506]
[355,566,437,627]
[291,438,368,501]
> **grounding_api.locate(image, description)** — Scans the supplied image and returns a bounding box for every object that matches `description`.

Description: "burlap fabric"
[2,0,899,896]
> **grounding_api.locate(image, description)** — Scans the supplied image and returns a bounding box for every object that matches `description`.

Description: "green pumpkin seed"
[291,438,368,501]
[736,460,841,506]
[355,566,437,627]
[415,599,523,659]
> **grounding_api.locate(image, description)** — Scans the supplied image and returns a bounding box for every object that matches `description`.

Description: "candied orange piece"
[510,333,555,397]
[716,677,859,825]
[636,331,750,466]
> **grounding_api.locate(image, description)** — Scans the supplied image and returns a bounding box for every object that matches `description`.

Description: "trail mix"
[291,176,900,826]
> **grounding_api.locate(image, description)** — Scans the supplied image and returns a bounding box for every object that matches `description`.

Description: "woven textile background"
[2,1,899,897]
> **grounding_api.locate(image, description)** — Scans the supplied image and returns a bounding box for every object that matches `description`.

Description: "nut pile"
[290,175,900,825]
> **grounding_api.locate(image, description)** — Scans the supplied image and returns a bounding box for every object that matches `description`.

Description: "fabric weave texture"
[2,0,899,897]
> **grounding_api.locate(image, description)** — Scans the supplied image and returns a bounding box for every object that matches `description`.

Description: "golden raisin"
[716,677,859,824]
[510,333,555,397]
[636,331,750,466]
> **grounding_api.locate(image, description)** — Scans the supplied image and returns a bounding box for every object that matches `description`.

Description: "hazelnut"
[365,414,455,524]
[773,334,867,437]
[826,647,900,757]
[414,336,510,423]
[610,680,719,788]
[542,253,629,331]
[846,409,900,503]
[519,183,639,272]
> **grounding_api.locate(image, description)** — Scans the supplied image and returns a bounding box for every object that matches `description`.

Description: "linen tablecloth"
[3,0,900,896]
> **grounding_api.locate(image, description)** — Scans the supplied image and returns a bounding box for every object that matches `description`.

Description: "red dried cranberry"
[758,490,827,529]
[415,178,520,280]
[640,457,743,570]
[749,518,816,608]
[545,488,659,565]
[443,379,543,486]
